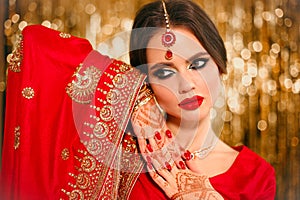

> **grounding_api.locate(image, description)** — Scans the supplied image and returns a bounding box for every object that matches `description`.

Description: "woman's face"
[146,27,222,123]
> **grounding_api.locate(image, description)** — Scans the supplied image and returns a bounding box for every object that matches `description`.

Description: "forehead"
[147,27,207,59]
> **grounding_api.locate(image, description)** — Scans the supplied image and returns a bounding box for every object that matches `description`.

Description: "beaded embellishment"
[161,0,176,60]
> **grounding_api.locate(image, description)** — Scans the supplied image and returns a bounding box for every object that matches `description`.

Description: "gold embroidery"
[14,126,21,149]
[76,173,90,189]
[8,34,23,72]
[93,122,109,138]
[62,59,146,199]
[22,87,35,99]
[81,155,97,173]
[86,139,102,156]
[59,32,71,38]
[61,149,101,200]
[116,62,131,72]
[61,148,70,160]
[112,74,127,88]
[106,89,121,105]
[66,65,101,104]
[100,105,114,121]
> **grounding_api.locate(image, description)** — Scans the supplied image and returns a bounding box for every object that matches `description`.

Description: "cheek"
[200,65,222,103]
[150,84,178,110]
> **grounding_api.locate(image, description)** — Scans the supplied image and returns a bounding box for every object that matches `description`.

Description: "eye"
[188,58,209,70]
[152,68,175,79]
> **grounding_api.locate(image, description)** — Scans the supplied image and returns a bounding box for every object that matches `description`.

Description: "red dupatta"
[1,25,145,199]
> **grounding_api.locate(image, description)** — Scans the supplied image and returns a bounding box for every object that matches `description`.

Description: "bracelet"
[134,84,154,110]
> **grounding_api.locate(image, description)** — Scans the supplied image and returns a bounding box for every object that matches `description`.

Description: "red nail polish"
[146,156,152,163]
[166,129,172,138]
[184,150,191,160]
[146,144,153,152]
[147,161,153,170]
[165,162,172,171]
[179,161,186,169]
[155,131,162,140]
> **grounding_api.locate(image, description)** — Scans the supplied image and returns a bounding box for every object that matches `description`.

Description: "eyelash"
[187,58,209,70]
[152,58,209,79]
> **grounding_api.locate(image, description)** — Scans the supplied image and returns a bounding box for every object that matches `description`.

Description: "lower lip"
[178,97,204,110]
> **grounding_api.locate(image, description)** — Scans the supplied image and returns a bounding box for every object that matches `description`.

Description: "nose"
[178,73,196,94]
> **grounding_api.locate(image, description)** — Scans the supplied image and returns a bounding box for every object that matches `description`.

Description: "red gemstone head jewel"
[161,0,176,60]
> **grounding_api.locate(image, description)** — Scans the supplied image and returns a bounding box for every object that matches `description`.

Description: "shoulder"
[237,146,273,167]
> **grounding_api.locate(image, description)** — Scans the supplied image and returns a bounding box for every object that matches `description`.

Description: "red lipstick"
[178,95,204,110]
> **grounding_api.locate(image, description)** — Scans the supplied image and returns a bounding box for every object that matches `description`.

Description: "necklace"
[191,145,215,160]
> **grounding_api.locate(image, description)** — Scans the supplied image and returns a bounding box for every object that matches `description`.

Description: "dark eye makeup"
[187,58,209,70]
[151,57,210,80]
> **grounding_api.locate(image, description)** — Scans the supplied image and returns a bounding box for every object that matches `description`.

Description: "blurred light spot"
[18,21,28,31]
[258,67,269,79]
[121,18,133,31]
[222,111,233,122]
[11,14,20,23]
[232,57,244,70]
[102,24,113,35]
[284,18,292,27]
[275,8,284,18]
[292,79,300,94]
[241,48,251,60]
[271,43,280,54]
[4,19,12,29]
[85,3,96,15]
[253,41,263,52]
[242,74,252,86]
[28,2,37,12]
[291,137,299,147]
[110,16,120,27]
[257,120,268,131]
[284,78,293,89]
[41,20,51,28]
[268,112,277,123]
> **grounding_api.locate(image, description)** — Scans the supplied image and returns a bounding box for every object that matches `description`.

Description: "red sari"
[129,146,276,200]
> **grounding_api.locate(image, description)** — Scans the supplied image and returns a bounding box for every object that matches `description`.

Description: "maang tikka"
[161,0,176,60]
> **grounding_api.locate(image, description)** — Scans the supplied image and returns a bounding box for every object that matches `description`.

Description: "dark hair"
[129,0,227,74]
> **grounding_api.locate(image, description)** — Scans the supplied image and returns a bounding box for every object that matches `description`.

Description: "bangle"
[134,84,154,110]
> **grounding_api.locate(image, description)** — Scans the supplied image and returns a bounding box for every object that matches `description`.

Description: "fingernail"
[184,150,192,161]
[146,144,153,152]
[166,129,172,138]
[155,131,161,140]
[179,161,186,169]
[146,156,152,163]
[147,162,153,170]
[165,162,172,171]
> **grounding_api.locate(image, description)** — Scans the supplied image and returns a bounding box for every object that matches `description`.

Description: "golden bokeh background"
[0,0,299,199]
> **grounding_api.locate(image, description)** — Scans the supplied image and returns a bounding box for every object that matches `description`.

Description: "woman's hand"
[148,160,224,200]
[131,84,185,170]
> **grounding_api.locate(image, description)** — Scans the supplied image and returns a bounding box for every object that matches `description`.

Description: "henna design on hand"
[131,98,165,139]
[171,172,224,200]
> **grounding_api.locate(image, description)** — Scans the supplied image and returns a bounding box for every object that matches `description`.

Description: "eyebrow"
[149,51,210,71]
[187,52,209,62]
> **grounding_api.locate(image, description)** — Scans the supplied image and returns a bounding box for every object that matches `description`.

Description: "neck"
[166,114,217,151]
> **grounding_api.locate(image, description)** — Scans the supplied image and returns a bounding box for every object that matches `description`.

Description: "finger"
[137,137,147,153]
[162,131,186,170]
[152,145,173,170]
[153,130,166,149]
[148,137,160,151]
[149,170,170,189]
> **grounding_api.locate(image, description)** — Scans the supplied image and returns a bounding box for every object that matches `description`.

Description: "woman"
[1,0,275,200]
[129,0,276,199]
